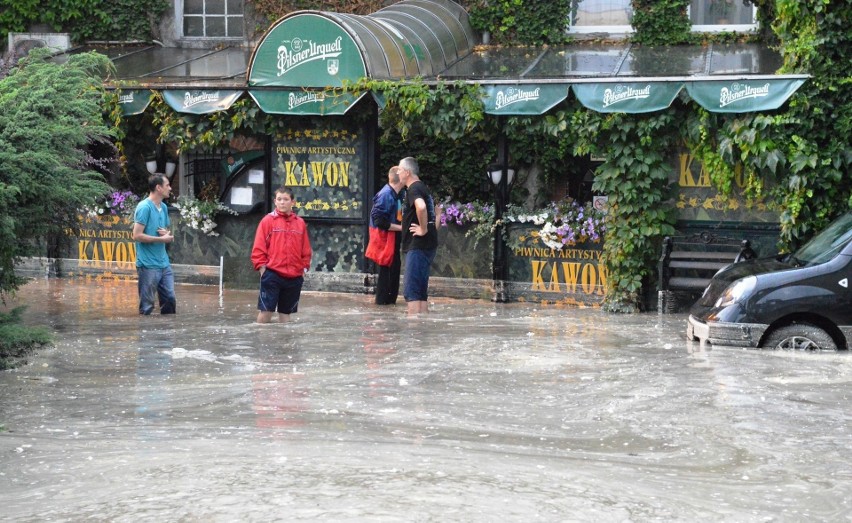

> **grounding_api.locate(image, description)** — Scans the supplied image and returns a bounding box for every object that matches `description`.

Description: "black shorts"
[258,270,303,314]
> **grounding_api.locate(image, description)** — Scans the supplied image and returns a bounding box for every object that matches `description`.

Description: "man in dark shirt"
[398,156,439,314]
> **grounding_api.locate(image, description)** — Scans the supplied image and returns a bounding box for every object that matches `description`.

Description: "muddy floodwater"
[1,279,851,521]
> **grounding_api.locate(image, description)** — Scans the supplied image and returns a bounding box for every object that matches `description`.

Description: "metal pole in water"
[219,256,224,308]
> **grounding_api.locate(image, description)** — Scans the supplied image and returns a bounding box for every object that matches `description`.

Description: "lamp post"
[487,146,515,301]
[487,115,515,302]
[146,144,177,179]
[487,163,514,302]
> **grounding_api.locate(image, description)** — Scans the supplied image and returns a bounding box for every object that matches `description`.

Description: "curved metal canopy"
[247,0,476,88]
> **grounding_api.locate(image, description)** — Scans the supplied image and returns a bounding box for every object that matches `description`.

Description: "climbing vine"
[630,0,693,45]
[352,79,489,142]
[0,0,167,44]
[151,95,266,152]
[468,0,573,45]
[768,0,852,244]
[249,0,384,25]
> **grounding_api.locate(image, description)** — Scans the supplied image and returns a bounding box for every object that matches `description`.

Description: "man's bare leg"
[256,311,274,323]
[407,300,428,314]
[277,313,291,323]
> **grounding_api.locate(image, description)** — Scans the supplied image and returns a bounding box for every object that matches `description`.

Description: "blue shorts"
[403,248,436,302]
[258,270,303,314]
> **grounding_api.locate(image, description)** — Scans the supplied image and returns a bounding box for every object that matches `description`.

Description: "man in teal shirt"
[132,174,176,314]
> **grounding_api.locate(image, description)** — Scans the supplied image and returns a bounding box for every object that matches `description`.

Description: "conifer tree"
[0,48,114,297]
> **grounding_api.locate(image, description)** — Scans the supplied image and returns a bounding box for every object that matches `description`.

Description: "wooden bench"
[658,232,756,312]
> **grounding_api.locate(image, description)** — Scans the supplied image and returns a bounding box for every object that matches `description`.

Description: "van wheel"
[762,324,838,351]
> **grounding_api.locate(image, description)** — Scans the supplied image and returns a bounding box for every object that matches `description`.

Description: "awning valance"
[116,77,807,117]
[483,84,569,115]
[162,89,243,114]
[117,89,153,115]
[248,90,368,115]
[685,78,807,113]
[481,77,808,115]
[571,82,682,114]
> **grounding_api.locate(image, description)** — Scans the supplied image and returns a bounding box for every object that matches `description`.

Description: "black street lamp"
[146,143,177,179]
[487,160,514,302]
[146,158,177,178]
[487,115,516,302]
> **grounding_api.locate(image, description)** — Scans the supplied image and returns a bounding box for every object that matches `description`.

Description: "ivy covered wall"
[0,0,168,46]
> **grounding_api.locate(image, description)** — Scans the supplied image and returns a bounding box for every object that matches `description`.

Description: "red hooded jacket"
[251,210,312,278]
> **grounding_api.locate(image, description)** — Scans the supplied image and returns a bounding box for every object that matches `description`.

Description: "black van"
[687,211,852,351]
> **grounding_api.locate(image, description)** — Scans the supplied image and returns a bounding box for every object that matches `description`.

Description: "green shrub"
[0,307,52,370]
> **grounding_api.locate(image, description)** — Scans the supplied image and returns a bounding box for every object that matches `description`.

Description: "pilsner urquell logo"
[719,83,770,108]
[277,36,343,77]
[118,92,134,104]
[494,87,540,109]
[184,91,220,108]
[289,91,325,110]
[602,85,651,108]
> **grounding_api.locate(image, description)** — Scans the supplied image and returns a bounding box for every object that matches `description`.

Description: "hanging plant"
[82,190,140,218]
[172,196,238,237]
[439,198,607,250]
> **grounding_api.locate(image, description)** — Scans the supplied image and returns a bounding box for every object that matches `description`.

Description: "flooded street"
[2,279,851,521]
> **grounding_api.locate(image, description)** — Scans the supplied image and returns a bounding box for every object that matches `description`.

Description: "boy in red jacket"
[251,187,312,323]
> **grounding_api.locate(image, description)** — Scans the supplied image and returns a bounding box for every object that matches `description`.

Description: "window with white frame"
[566,0,757,35]
[183,0,244,38]
[568,0,634,34]
[690,0,757,31]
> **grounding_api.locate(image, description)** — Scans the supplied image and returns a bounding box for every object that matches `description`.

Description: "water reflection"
[252,372,308,429]
[134,336,175,423]
[360,322,399,398]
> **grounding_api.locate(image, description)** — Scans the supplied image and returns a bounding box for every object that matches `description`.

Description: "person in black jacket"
[370,166,405,305]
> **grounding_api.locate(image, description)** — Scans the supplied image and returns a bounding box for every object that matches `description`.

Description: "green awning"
[483,85,568,115]
[249,90,368,115]
[446,44,808,115]
[685,78,808,113]
[162,89,243,114]
[571,82,683,113]
[478,77,808,115]
[117,89,153,115]
[248,14,367,89]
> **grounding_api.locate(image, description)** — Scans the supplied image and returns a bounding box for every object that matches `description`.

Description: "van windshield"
[793,212,852,266]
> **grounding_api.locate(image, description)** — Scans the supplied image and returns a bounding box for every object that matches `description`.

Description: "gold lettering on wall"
[516,247,602,260]
[78,239,136,269]
[529,260,607,295]
[284,161,351,187]
[678,153,744,188]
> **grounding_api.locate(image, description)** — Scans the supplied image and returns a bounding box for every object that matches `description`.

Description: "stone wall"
[21,213,610,306]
